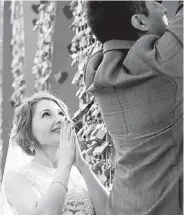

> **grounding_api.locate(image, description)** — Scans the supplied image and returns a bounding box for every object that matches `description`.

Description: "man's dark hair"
[85,1,149,43]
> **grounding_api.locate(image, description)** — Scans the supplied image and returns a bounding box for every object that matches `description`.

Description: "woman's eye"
[58,111,64,116]
[42,112,50,117]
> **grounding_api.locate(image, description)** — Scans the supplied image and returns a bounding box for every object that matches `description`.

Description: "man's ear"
[131,14,149,32]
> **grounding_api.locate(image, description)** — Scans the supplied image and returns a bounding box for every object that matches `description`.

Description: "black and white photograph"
[0,1,183,215]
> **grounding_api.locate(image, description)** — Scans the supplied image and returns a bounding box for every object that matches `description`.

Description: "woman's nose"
[54,115,63,124]
[55,114,65,124]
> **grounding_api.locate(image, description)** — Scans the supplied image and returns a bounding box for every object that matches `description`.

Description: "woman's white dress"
[0,131,96,215]
[1,165,95,215]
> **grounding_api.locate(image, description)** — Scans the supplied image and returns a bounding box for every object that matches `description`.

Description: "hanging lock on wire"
[90,123,103,141]
[85,141,99,155]
[95,128,106,143]
[92,161,103,173]
[70,42,78,53]
[70,0,77,10]
[72,70,83,85]
[78,87,86,100]
[72,100,94,123]
[92,108,101,118]
[98,164,108,184]
[93,141,109,156]
[76,86,84,98]
[81,124,95,139]
[72,29,85,43]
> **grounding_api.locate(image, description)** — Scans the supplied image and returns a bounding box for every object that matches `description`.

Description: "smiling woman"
[0,91,96,215]
[11,91,70,158]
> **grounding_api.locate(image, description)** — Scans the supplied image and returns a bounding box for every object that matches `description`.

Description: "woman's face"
[31,99,66,148]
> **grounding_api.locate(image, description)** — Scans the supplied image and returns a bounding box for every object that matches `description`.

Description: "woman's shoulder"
[3,169,42,213]
[4,162,39,190]
[5,167,28,179]
[4,167,42,198]
[4,168,35,201]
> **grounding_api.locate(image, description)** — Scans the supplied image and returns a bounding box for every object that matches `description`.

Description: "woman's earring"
[30,142,35,153]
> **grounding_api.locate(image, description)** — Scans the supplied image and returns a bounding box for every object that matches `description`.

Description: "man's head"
[86,1,168,43]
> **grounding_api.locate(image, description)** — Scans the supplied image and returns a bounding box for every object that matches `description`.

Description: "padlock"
[93,141,109,156]
[72,100,94,123]
[78,87,86,100]
[91,140,100,148]
[95,129,106,143]
[72,29,86,43]
[80,140,88,151]
[99,165,108,184]
[76,86,83,98]
[85,153,92,163]
[72,73,83,86]
[84,124,96,137]
[71,51,78,59]
[75,1,83,15]
[80,36,88,49]
[90,123,102,138]
[97,172,107,184]
[92,161,103,174]
[86,140,99,154]
[85,114,92,121]
[85,27,91,35]
[85,146,94,155]
[92,108,101,118]
[70,0,78,10]
[69,16,81,28]
[104,166,112,177]
[69,42,77,55]
[77,127,84,137]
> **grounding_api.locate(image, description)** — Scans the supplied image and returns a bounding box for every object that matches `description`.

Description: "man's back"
[85,2,183,215]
